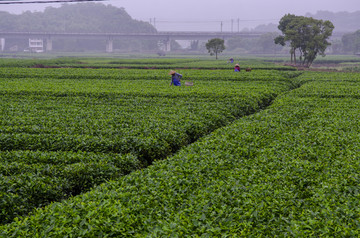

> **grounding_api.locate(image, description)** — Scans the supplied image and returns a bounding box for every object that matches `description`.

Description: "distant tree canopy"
[0,3,158,52]
[0,11,17,31]
[227,33,284,54]
[342,30,360,54]
[0,3,156,33]
[275,14,334,67]
[306,11,360,33]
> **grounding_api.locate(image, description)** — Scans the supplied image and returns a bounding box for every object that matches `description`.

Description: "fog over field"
[1,0,360,31]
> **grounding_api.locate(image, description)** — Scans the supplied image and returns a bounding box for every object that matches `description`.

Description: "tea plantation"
[1,59,360,237]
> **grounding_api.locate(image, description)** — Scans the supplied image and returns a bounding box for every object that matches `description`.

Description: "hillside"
[0,3,157,52]
[0,3,155,33]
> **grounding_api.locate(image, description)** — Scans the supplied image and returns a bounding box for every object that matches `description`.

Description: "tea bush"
[0,67,298,225]
[2,71,360,236]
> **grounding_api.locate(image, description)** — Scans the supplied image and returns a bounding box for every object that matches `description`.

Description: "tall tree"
[274,14,298,64]
[205,38,225,59]
[275,14,334,67]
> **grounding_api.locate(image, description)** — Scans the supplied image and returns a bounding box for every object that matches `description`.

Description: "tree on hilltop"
[0,3,158,52]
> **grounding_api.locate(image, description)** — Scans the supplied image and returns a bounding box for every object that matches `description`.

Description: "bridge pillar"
[46,37,52,52]
[0,38,4,51]
[165,38,171,52]
[106,38,113,53]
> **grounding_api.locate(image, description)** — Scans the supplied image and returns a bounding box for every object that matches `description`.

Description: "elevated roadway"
[0,31,348,52]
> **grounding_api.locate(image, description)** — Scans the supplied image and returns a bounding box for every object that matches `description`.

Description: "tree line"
[206,14,335,67]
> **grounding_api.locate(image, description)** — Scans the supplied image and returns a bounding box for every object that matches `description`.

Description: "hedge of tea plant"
[0,151,140,224]
[0,67,299,225]
[0,67,301,82]
[0,57,295,70]
[2,71,360,236]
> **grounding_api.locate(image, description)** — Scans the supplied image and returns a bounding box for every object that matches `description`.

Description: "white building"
[29,38,44,53]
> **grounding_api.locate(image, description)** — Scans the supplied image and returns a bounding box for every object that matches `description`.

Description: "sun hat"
[235,64,239,66]
[169,70,176,75]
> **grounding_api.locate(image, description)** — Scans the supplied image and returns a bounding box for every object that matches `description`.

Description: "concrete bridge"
[0,31,347,53]
[0,31,263,52]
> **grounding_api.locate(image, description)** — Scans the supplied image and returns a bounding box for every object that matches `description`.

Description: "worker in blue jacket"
[169,70,182,86]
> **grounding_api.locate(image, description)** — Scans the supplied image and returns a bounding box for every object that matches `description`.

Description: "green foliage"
[0,57,297,71]
[0,63,297,225]
[205,38,226,59]
[256,32,283,54]
[11,3,156,34]
[3,70,360,236]
[342,30,360,54]
[275,14,334,67]
[306,10,360,33]
[0,11,17,31]
[0,3,157,52]
[0,151,140,225]
[227,33,285,54]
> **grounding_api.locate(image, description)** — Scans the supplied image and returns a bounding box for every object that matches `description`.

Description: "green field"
[1,58,360,236]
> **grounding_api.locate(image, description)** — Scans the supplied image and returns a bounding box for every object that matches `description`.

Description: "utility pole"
[220,21,223,32]
[231,19,233,33]
[237,18,240,32]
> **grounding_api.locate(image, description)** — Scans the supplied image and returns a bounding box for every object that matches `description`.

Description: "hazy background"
[1,0,360,31]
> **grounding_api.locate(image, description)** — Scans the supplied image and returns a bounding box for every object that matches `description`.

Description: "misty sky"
[1,0,360,31]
